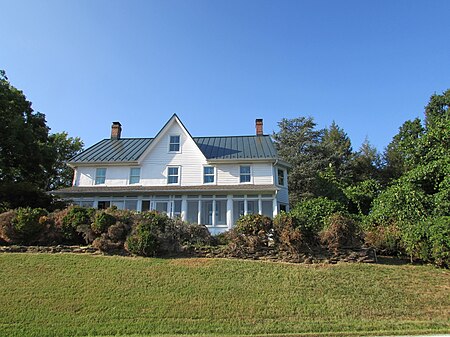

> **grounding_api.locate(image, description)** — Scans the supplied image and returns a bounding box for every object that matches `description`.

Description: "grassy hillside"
[0,254,449,337]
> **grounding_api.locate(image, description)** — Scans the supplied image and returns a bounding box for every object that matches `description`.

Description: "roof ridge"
[193,135,271,139]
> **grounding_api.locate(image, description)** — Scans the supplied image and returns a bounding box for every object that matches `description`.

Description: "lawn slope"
[0,253,449,337]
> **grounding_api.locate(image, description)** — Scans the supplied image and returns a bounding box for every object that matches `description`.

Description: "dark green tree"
[321,121,354,183]
[47,132,83,190]
[351,137,381,183]
[0,70,53,188]
[273,117,325,203]
[383,118,424,182]
[0,70,83,209]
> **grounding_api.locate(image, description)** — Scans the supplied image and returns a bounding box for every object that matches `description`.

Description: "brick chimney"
[111,122,122,140]
[255,119,263,136]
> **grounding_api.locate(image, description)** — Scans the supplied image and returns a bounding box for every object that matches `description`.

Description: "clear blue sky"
[1,0,449,151]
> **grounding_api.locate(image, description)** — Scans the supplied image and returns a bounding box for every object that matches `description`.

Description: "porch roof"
[53,184,279,196]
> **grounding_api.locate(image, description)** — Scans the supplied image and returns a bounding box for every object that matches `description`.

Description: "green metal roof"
[69,135,278,164]
[69,138,153,163]
[194,135,277,160]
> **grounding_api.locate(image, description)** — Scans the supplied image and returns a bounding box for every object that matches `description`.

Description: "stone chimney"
[111,122,122,140]
[255,119,263,136]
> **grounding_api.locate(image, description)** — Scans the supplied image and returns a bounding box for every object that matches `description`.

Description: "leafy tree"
[273,117,325,203]
[0,70,53,188]
[321,121,354,183]
[383,118,424,182]
[351,137,381,183]
[47,132,83,190]
[0,70,83,208]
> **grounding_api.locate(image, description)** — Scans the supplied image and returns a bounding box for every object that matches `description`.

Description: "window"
[95,168,106,185]
[240,165,251,183]
[203,166,215,184]
[129,168,141,184]
[97,200,110,209]
[167,166,179,184]
[277,168,285,186]
[169,135,180,152]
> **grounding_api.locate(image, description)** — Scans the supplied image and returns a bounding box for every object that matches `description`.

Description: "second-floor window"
[129,168,141,184]
[95,168,106,185]
[277,168,285,186]
[240,165,251,183]
[169,135,180,152]
[167,166,180,184]
[203,166,215,184]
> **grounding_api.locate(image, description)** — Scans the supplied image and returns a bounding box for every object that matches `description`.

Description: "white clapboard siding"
[139,121,208,186]
[216,163,274,185]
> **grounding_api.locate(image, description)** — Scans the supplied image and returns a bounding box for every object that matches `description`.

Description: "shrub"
[401,216,450,267]
[93,234,123,253]
[61,206,95,241]
[320,213,362,252]
[5,208,48,244]
[107,222,129,242]
[0,210,17,244]
[213,231,232,246]
[272,212,305,254]
[364,224,402,255]
[291,197,345,234]
[91,212,116,234]
[125,211,172,257]
[125,223,159,257]
[226,214,273,254]
[178,222,213,246]
[234,214,272,236]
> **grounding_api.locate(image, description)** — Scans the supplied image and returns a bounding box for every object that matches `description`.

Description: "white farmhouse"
[55,114,290,234]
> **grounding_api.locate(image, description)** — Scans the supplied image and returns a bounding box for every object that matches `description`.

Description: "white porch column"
[212,199,216,227]
[93,196,99,209]
[181,195,187,221]
[226,195,233,229]
[244,195,248,215]
[258,196,263,215]
[272,198,278,218]
[137,196,143,212]
[197,199,202,224]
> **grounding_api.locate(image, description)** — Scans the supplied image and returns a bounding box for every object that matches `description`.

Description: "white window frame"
[277,168,285,186]
[129,167,141,185]
[167,166,181,185]
[168,135,181,153]
[203,166,215,184]
[95,168,106,185]
[239,165,252,184]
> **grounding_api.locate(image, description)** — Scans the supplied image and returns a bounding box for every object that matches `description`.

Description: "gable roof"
[68,115,280,165]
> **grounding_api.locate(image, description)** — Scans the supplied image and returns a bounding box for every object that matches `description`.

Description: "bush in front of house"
[58,206,96,242]
[272,212,306,254]
[291,197,346,234]
[91,211,116,234]
[226,214,273,255]
[125,211,175,256]
[320,213,363,253]
[0,207,48,244]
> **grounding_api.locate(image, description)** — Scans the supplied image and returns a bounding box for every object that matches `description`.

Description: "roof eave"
[67,161,139,167]
[207,158,277,164]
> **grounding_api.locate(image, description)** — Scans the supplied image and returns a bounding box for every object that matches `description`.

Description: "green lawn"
[0,254,449,337]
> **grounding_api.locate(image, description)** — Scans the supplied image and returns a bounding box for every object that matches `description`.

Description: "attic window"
[169,135,180,152]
